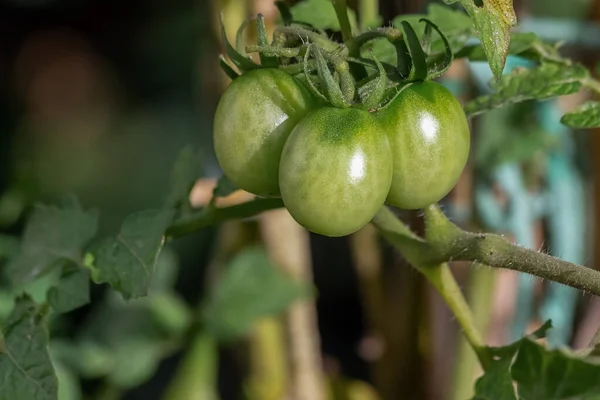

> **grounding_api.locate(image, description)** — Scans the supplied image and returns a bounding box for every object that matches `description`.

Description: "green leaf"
[91,209,174,299]
[47,268,90,313]
[290,0,358,32]
[8,203,98,284]
[50,340,114,379]
[0,234,19,262]
[561,102,600,129]
[458,0,517,80]
[52,360,81,400]
[203,247,313,342]
[473,321,553,400]
[464,63,588,117]
[0,297,58,400]
[513,340,600,399]
[165,146,202,210]
[108,338,163,388]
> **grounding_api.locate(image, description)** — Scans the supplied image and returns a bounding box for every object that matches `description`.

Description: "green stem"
[370,209,491,369]
[331,0,354,44]
[275,26,341,53]
[451,266,495,400]
[418,263,492,370]
[166,198,284,238]
[359,0,379,32]
[583,77,600,97]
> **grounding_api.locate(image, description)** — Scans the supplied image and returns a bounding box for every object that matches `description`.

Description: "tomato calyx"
[218,8,454,111]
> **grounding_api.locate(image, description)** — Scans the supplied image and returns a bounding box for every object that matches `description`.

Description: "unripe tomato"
[279,107,393,237]
[377,81,470,209]
[213,68,319,197]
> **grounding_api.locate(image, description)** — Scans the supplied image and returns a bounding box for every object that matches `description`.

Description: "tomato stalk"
[331,0,354,44]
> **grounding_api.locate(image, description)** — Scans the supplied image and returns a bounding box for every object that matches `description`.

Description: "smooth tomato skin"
[377,81,470,209]
[213,68,318,197]
[279,107,393,237]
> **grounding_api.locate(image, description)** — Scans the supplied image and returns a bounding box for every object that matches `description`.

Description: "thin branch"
[166,198,284,238]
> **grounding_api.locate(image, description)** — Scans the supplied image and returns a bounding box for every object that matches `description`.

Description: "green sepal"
[220,13,258,73]
[235,18,251,56]
[313,46,352,108]
[360,50,388,110]
[256,14,279,67]
[302,45,328,102]
[399,21,428,82]
[219,55,240,80]
[420,18,454,80]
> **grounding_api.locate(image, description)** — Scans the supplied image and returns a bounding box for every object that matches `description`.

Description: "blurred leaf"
[47,268,90,313]
[203,247,313,342]
[464,63,588,117]
[165,146,202,211]
[50,340,114,379]
[150,246,180,293]
[147,292,192,335]
[53,360,81,400]
[162,332,218,400]
[0,296,57,400]
[457,0,517,80]
[0,290,15,324]
[91,209,174,299]
[8,203,98,284]
[290,0,358,32]
[393,4,473,53]
[561,102,600,128]
[0,234,20,262]
[108,338,163,388]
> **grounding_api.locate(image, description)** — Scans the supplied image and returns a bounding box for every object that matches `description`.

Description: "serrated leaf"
[165,146,202,210]
[290,0,358,32]
[561,102,600,129]
[0,297,58,400]
[464,63,588,117]
[8,204,98,284]
[459,0,517,80]
[91,209,174,299]
[203,247,312,342]
[513,340,600,399]
[473,321,553,400]
[47,268,90,313]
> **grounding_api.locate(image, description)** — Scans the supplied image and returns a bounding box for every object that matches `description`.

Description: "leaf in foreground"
[8,203,98,284]
[0,297,57,400]
[202,247,312,342]
[91,209,174,299]
[47,267,90,313]
[561,101,600,129]
[464,63,588,117]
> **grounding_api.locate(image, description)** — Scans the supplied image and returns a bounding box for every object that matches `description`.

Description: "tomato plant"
[377,81,470,210]
[213,68,318,197]
[279,106,392,237]
[5,1,600,400]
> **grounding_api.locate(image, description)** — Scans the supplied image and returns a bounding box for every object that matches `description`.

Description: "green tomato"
[279,107,393,237]
[377,81,470,209]
[213,68,319,197]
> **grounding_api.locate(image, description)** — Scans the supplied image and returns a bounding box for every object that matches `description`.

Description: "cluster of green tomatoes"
[213,15,471,237]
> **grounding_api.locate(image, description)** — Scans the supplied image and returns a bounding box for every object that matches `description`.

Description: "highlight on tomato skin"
[278,106,393,237]
[213,68,320,198]
[377,81,471,210]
